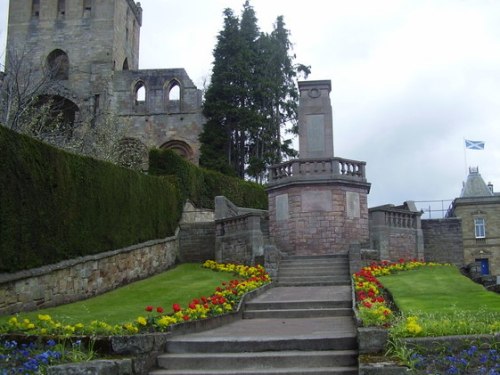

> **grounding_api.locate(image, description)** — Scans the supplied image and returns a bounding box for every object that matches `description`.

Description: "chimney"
[488,182,494,194]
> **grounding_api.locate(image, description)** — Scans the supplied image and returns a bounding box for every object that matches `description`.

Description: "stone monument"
[266,80,371,256]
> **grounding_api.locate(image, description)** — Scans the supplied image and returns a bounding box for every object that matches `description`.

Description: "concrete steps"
[277,255,351,286]
[150,255,357,375]
[153,350,357,374]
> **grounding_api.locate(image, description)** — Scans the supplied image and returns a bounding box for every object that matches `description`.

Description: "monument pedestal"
[266,80,371,256]
[267,158,370,256]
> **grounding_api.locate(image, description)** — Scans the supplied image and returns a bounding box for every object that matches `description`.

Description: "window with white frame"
[474,217,486,238]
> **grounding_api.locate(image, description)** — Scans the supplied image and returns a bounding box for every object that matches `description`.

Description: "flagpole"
[463,138,468,176]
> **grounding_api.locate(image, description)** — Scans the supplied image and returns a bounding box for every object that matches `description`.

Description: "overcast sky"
[1,0,500,213]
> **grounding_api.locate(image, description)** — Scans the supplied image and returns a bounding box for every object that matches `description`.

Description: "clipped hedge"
[149,149,268,210]
[0,126,182,273]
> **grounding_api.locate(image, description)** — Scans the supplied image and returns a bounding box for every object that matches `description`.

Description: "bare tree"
[0,44,129,167]
[0,44,64,133]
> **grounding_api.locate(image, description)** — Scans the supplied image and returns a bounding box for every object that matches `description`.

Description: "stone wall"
[214,196,268,265]
[178,223,216,263]
[268,184,369,256]
[421,218,463,266]
[0,236,178,315]
[369,203,424,261]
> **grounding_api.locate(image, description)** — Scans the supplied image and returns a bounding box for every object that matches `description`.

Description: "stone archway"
[114,137,148,170]
[161,139,194,162]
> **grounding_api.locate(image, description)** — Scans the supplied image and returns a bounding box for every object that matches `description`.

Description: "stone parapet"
[369,202,424,261]
[267,157,367,188]
[214,196,269,265]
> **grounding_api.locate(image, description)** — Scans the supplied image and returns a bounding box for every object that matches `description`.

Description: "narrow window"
[47,49,70,80]
[168,83,180,101]
[58,0,66,17]
[122,58,129,71]
[474,218,485,238]
[83,0,92,17]
[32,0,40,18]
[135,82,146,104]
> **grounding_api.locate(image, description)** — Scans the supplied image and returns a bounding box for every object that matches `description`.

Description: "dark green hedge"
[0,126,182,273]
[149,149,268,210]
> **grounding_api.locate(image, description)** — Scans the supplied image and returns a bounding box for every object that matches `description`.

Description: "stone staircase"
[150,255,357,375]
[277,255,351,286]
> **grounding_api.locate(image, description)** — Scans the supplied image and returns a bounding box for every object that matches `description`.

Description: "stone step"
[280,259,348,267]
[278,268,350,277]
[245,300,351,310]
[150,366,358,374]
[277,276,350,287]
[154,350,358,371]
[243,307,352,319]
[166,336,357,353]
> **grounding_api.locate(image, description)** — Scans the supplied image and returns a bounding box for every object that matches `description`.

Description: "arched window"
[168,81,181,101]
[134,81,146,104]
[32,0,40,18]
[165,80,181,112]
[47,49,69,80]
[123,58,129,71]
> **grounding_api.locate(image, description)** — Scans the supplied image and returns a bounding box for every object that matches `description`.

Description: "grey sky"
[1,0,499,211]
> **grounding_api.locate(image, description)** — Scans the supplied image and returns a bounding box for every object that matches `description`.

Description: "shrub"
[149,148,268,210]
[0,126,182,272]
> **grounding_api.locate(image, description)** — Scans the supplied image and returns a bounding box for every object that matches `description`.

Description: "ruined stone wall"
[112,69,204,163]
[0,236,178,315]
[5,0,204,165]
[268,184,369,256]
[421,218,463,266]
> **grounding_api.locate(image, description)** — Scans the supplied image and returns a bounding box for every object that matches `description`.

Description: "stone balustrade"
[268,157,367,184]
[384,210,417,229]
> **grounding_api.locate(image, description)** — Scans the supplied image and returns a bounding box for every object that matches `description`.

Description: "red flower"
[145,305,153,312]
[363,301,372,309]
[156,306,164,314]
[172,303,181,312]
[182,315,190,321]
[189,302,196,309]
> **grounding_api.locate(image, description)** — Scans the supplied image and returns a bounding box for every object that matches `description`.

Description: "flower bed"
[353,259,442,327]
[0,261,271,337]
[0,338,96,374]
[354,260,500,374]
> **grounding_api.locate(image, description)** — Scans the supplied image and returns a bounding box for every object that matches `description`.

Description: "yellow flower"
[136,316,147,326]
[38,314,52,321]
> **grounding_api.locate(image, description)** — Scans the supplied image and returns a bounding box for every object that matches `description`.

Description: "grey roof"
[460,168,493,198]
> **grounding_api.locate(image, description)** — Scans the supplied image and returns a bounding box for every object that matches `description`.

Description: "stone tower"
[266,80,371,256]
[4,0,204,167]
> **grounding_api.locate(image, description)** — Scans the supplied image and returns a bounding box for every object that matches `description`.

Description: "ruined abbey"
[2,0,205,167]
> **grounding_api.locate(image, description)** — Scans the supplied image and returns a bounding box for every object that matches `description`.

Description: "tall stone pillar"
[266,80,371,256]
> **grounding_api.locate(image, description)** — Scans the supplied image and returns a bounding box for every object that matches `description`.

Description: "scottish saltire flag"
[465,140,485,150]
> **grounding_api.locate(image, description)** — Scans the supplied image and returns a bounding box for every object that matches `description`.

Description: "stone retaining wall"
[0,235,178,315]
[422,218,464,266]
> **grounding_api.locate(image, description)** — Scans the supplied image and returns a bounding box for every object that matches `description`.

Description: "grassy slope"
[378,266,500,313]
[0,264,235,326]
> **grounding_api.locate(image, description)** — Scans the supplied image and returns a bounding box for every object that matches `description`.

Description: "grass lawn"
[378,265,500,313]
[0,263,235,326]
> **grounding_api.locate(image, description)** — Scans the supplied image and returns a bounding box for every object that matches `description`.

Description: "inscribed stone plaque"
[306,114,325,153]
[346,192,360,219]
[275,194,289,221]
[301,190,332,212]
